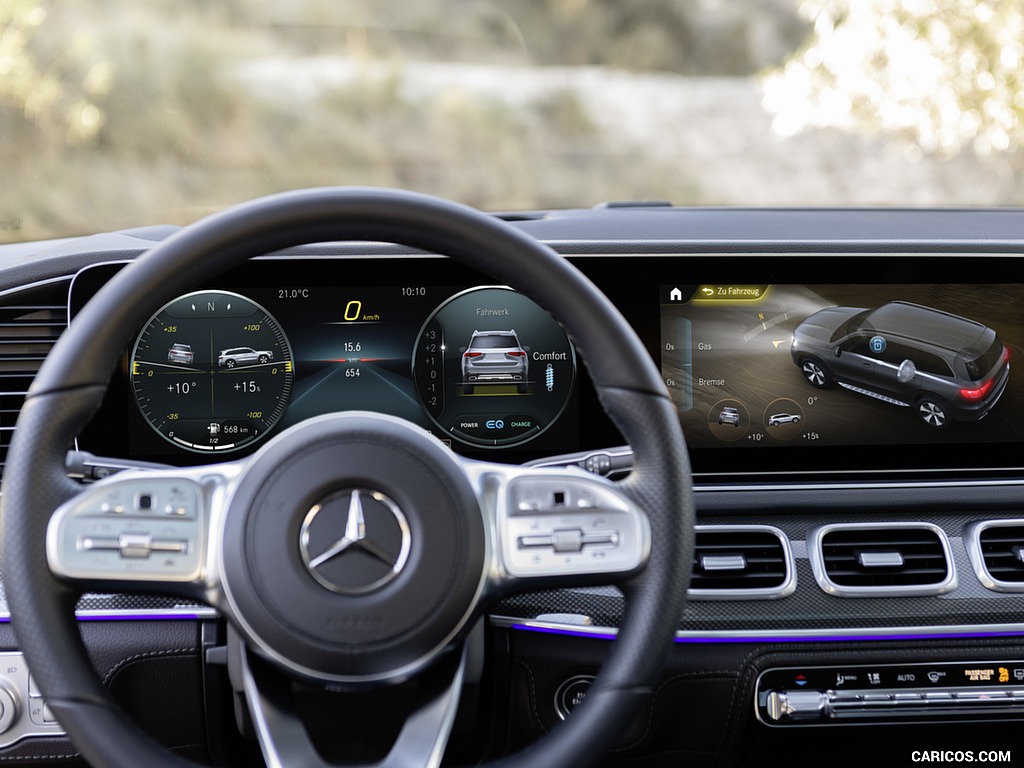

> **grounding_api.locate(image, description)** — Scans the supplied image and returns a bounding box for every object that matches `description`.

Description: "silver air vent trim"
[964,519,1024,593]
[808,521,956,598]
[688,525,796,601]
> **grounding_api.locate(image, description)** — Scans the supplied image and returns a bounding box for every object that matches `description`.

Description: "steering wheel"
[1,188,693,768]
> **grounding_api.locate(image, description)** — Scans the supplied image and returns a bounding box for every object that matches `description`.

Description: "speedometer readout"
[130,290,294,453]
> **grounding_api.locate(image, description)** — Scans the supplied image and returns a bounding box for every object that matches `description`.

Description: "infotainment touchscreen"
[660,283,1022,462]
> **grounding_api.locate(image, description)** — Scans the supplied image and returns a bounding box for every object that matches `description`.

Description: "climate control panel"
[758,660,1024,726]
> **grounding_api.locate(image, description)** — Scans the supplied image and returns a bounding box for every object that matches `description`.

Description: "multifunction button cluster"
[501,475,648,578]
[48,477,204,582]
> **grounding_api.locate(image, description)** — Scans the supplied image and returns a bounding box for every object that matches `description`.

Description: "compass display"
[130,290,294,453]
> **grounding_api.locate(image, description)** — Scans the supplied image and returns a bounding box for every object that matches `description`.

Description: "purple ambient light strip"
[0,612,208,623]
[509,623,1024,644]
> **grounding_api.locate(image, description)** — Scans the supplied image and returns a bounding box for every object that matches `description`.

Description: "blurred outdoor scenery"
[1,0,1023,243]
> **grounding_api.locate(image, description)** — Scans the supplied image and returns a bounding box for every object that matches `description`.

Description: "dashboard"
[5,206,1024,766]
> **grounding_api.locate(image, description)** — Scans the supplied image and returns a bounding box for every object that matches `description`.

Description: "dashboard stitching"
[510,659,546,734]
[713,646,775,767]
[100,647,197,687]
[613,669,740,753]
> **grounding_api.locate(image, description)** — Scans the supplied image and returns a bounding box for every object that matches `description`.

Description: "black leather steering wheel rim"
[1,187,693,768]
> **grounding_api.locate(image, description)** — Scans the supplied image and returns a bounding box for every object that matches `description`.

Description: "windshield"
[1,0,1019,243]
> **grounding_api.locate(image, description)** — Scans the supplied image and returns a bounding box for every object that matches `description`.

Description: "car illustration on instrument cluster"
[167,343,194,365]
[461,329,528,394]
[790,301,1009,428]
[217,346,273,368]
[718,406,741,426]
[767,413,801,426]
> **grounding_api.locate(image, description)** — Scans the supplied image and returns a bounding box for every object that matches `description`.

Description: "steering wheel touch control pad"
[47,474,209,582]
[495,472,649,579]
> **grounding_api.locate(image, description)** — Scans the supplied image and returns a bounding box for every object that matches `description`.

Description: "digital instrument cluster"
[72,260,583,463]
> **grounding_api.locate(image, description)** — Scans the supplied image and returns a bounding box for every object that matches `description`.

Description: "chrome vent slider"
[857,551,904,568]
[700,554,747,572]
[809,522,956,597]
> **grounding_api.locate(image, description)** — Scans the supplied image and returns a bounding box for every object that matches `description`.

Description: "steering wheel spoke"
[45,462,241,603]
[464,460,651,596]
[242,643,467,768]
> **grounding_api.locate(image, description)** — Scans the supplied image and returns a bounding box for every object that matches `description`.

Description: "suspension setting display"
[130,290,294,453]
[413,286,576,448]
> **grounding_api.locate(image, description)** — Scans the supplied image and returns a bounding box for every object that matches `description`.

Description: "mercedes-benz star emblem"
[299,488,411,595]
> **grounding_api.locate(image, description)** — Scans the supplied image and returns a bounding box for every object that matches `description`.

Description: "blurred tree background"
[765,0,1024,156]
[0,0,1017,243]
[0,0,105,140]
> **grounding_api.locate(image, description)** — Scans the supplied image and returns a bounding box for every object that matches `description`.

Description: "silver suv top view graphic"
[790,301,1009,428]
[167,343,193,365]
[461,329,528,394]
[717,406,740,426]
[217,346,273,368]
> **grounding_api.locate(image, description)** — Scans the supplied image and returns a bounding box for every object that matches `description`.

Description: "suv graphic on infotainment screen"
[660,283,1022,454]
[790,301,1009,428]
